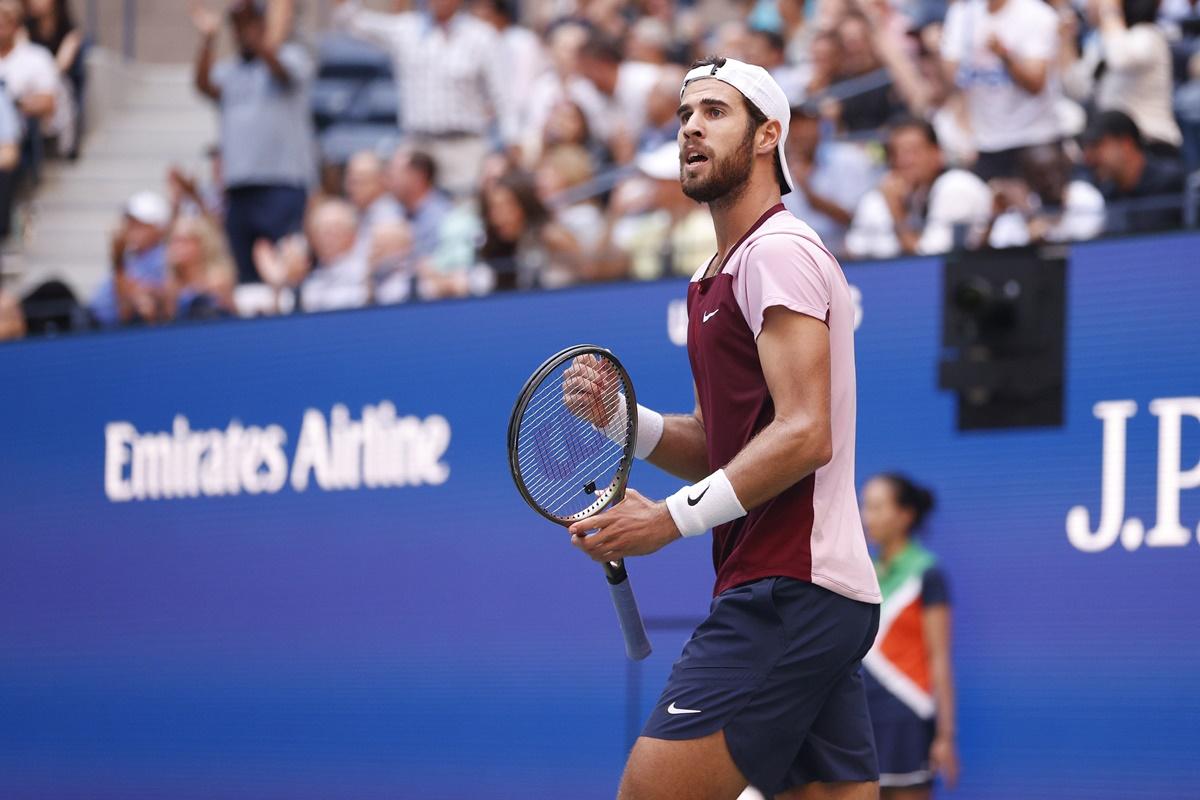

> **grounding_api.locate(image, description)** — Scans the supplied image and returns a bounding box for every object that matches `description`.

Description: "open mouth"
[685,152,709,166]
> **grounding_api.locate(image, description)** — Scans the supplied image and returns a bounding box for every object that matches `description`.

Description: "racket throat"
[603,559,629,585]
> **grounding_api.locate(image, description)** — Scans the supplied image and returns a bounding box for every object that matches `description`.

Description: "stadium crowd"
[2,0,1199,338]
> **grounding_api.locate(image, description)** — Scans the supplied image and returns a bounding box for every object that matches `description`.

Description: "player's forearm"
[724,415,831,511]
[645,413,710,482]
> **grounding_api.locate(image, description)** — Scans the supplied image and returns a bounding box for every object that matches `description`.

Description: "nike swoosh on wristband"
[667,702,702,715]
[687,486,709,506]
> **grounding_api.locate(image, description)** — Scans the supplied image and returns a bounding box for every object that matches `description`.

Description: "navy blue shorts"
[642,577,881,794]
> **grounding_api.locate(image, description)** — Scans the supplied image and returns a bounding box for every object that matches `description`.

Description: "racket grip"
[607,573,652,661]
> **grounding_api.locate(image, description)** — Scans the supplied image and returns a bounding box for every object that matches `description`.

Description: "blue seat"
[311,77,363,129]
[319,123,402,165]
[356,79,399,125]
[316,33,392,80]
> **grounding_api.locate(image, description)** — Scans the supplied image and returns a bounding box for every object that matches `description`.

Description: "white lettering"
[291,410,332,492]
[1147,398,1200,547]
[104,422,135,502]
[105,406,450,502]
[1066,400,1138,553]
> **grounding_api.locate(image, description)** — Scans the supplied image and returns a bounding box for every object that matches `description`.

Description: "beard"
[680,126,756,206]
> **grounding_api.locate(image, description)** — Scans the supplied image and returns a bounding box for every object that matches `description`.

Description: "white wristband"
[664,469,747,538]
[602,399,664,460]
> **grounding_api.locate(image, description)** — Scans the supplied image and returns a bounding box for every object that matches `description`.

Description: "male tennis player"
[566,57,883,799]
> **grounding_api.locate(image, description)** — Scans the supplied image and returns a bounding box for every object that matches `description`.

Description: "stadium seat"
[319,123,402,166]
[316,33,392,80]
[311,77,362,129]
[357,79,400,126]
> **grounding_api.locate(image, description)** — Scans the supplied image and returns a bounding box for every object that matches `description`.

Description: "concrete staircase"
[11,50,216,302]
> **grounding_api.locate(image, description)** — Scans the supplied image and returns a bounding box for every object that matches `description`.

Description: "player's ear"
[759,119,783,155]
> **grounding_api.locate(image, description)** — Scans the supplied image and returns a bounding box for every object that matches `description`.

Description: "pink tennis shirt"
[686,204,881,604]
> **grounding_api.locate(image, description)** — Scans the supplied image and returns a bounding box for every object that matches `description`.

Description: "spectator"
[0,87,22,239]
[1082,108,1186,232]
[1061,0,1182,156]
[804,31,842,101]
[388,148,453,262]
[89,191,171,327]
[367,217,416,304]
[542,98,610,168]
[783,104,880,253]
[0,0,64,146]
[626,18,672,65]
[164,215,236,321]
[535,144,605,258]
[596,142,717,281]
[521,21,591,164]
[832,11,904,132]
[23,0,82,155]
[332,0,516,197]
[301,199,369,310]
[344,150,403,255]
[941,0,1065,179]
[987,143,1107,246]
[574,30,661,164]
[846,116,993,259]
[745,27,807,104]
[478,169,580,291]
[472,0,547,125]
[193,0,316,284]
[167,145,224,223]
[1177,52,1200,172]
[638,65,686,154]
[0,284,24,339]
[255,198,367,312]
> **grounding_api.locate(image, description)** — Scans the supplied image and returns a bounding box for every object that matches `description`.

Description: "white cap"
[635,141,681,182]
[680,57,794,194]
[124,191,171,228]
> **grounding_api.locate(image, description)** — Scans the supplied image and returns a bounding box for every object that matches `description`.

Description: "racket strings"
[516,357,633,519]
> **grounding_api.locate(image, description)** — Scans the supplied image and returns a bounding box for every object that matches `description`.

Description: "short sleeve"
[921,566,951,607]
[210,59,232,92]
[278,44,315,87]
[734,234,832,339]
[1009,3,1057,61]
[940,3,967,63]
[0,90,20,145]
[25,46,59,94]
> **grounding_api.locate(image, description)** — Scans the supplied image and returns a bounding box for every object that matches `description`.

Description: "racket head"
[508,345,638,526]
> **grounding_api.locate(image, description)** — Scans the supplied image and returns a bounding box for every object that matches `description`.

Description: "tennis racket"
[507,344,653,661]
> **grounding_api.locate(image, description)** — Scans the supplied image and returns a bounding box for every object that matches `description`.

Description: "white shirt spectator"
[942,0,1062,153]
[0,38,66,135]
[846,169,994,259]
[301,251,369,311]
[1063,24,1182,147]
[570,61,661,144]
[500,24,548,121]
[334,2,516,141]
[989,180,1107,246]
[783,141,880,254]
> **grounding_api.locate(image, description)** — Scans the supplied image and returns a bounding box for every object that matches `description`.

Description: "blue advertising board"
[2,232,1198,799]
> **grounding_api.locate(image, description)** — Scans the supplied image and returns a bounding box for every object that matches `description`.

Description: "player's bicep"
[757,306,832,457]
